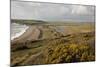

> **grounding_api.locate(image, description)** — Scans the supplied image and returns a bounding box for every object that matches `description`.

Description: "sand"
[11,26,41,44]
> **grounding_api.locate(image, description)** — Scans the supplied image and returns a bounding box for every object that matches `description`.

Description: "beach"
[11,26,41,44]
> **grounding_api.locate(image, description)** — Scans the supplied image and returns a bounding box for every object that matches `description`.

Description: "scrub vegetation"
[11,20,95,66]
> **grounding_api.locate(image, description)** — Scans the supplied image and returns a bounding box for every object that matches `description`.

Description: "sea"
[11,23,29,40]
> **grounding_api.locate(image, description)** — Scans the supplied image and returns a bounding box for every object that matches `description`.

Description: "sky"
[11,1,95,22]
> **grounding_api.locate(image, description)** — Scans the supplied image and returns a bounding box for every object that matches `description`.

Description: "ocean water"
[11,23,29,40]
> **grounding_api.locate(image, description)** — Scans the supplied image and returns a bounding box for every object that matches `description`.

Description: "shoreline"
[11,26,41,43]
[11,26,29,40]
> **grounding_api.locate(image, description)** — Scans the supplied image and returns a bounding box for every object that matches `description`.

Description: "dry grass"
[11,22,95,66]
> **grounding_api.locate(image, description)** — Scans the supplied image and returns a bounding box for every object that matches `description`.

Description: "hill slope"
[11,31,95,66]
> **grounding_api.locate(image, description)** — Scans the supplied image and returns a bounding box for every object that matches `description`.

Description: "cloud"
[71,5,88,15]
[11,1,95,22]
[71,5,95,16]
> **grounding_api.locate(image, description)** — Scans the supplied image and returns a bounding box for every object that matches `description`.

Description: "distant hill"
[11,19,95,26]
[11,19,47,25]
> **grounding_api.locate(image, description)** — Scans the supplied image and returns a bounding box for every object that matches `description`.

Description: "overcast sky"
[11,1,95,22]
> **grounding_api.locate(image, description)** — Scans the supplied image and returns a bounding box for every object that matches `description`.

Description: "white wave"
[11,23,29,40]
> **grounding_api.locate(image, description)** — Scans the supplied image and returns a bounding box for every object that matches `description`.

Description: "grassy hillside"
[11,22,95,66]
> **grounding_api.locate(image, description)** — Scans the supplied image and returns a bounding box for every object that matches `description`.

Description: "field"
[11,20,95,66]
